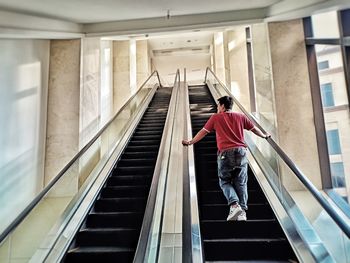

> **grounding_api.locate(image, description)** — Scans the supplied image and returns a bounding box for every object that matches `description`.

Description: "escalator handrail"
[183,68,204,263]
[0,71,162,244]
[204,66,350,239]
[133,69,180,262]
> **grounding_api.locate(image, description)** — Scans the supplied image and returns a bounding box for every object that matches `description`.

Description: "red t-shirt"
[203,111,254,151]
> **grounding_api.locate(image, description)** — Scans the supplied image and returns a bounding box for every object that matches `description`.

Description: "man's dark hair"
[218,96,233,110]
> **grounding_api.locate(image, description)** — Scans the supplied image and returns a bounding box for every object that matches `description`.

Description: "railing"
[204,67,350,262]
[0,71,162,262]
[134,69,181,262]
[182,68,204,263]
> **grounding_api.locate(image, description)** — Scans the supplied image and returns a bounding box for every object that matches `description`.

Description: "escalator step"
[75,228,139,247]
[94,198,146,212]
[86,212,144,228]
[201,219,284,239]
[203,238,295,261]
[65,247,135,263]
[101,185,149,198]
[107,175,152,186]
[113,166,154,175]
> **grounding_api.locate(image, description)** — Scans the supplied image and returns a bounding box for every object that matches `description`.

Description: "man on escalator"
[182,95,270,221]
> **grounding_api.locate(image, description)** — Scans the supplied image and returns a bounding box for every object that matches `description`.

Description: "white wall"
[0,39,50,234]
[152,54,210,85]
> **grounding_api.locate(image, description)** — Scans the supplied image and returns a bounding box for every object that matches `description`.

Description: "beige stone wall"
[214,32,225,84]
[113,40,131,114]
[136,40,150,88]
[268,19,322,189]
[227,27,250,112]
[45,39,81,188]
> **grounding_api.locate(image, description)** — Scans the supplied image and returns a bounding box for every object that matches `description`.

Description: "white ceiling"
[0,0,281,23]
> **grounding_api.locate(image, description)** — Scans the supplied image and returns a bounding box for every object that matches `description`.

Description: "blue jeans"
[217,147,248,210]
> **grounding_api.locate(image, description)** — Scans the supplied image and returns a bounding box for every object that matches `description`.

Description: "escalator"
[63,87,172,263]
[188,84,297,262]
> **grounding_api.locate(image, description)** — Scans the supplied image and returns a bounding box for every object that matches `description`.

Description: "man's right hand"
[182,140,191,146]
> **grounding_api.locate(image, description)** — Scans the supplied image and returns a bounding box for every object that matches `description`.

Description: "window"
[320,83,335,107]
[318,60,329,70]
[330,162,346,187]
[326,129,342,155]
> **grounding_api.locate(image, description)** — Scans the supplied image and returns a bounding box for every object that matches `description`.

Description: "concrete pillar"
[214,32,225,83]
[223,31,231,89]
[136,40,150,88]
[113,40,131,114]
[268,19,322,189]
[227,27,250,112]
[45,39,80,191]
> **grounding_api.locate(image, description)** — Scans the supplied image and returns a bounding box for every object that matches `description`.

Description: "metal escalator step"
[203,238,295,261]
[94,197,147,212]
[127,140,161,146]
[107,175,152,186]
[76,228,139,247]
[117,158,156,166]
[201,219,284,239]
[121,152,158,159]
[101,185,149,198]
[113,166,154,175]
[122,145,160,152]
[86,212,144,228]
[65,246,135,263]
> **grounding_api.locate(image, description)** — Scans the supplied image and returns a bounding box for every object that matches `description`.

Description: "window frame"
[303,9,350,190]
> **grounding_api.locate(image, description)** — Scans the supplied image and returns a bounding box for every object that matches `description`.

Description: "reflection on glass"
[311,11,340,38]
[315,44,349,202]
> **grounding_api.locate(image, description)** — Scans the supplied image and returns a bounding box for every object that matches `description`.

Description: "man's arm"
[182,128,209,146]
[250,126,271,139]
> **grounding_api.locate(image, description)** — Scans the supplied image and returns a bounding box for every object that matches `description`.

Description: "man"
[182,96,270,221]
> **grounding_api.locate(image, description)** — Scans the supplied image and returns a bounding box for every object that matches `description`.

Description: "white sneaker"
[237,210,247,221]
[227,204,243,221]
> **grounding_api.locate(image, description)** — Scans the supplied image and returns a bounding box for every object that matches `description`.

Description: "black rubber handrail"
[204,67,350,239]
[0,71,162,244]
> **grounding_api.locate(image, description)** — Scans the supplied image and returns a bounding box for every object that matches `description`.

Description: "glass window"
[318,60,329,70]
[330,162,346,187]
[326,129,342,155]
[320,83,335,107]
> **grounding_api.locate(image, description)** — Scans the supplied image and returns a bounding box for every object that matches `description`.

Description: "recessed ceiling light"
[187,40,191,43]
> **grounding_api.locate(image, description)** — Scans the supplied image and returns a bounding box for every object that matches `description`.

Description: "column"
[268,19,322,189]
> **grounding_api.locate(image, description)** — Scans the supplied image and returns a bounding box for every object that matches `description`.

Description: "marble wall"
[113,40,131,114]
[268,19,322,189]
[45,39,81,191]
[213,32,226,84]
[227,27,251,112]
[137,40,150,88]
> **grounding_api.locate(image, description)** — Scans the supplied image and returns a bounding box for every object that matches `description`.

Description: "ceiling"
[0,0,281,23]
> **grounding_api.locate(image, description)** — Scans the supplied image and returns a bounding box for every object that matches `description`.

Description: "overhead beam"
[83,8,267,37]
[0,10,83,39]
